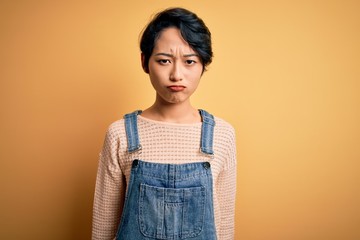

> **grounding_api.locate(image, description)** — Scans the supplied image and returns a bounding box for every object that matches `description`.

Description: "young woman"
[92,7,237,240]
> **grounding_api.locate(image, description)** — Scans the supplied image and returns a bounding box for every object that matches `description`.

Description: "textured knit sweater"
[92,114,237,240]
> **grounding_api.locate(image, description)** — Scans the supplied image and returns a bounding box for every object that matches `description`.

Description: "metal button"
[132,160,139,168]
[203,162,211,169]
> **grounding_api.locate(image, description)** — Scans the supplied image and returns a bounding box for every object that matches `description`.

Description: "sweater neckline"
[138,115,202,127]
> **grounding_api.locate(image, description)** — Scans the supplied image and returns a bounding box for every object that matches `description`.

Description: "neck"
[142,97,201,124]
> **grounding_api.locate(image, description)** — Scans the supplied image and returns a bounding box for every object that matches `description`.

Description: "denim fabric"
[116,110,217,240]
[198,109,215,156]
[124,110,215,156]
[124,110,143,153]
[116,160,216,239]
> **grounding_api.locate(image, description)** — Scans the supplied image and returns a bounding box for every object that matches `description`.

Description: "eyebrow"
[153,53,199,58]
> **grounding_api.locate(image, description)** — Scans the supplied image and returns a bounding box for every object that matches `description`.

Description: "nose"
[169,62,183,81]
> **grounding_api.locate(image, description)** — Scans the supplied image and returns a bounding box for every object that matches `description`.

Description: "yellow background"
[1,1,359,239]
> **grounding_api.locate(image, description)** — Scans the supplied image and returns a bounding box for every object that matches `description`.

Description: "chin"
[157,92,190,105]
[164,97,187,104]
[166,99,184,104]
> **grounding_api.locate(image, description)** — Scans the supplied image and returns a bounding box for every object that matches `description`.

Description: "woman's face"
[146,27,203,105]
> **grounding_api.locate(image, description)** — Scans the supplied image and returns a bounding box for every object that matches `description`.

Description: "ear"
[141,53,149,74]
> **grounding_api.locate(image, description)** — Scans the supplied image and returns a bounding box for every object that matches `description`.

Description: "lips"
[167,85,186,92]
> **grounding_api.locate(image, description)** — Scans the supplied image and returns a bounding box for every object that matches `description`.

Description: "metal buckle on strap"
[128,144,142,154]
[199,148,215,159]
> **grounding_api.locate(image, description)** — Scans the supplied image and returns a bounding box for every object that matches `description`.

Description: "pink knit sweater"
[92,115,237,239]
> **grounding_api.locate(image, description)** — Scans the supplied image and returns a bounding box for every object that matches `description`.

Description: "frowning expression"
[145,27,203,105]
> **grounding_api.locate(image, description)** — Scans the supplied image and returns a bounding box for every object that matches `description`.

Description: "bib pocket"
[139,183,206,239]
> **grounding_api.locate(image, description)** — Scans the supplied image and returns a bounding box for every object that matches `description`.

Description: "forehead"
[153,27,195,53]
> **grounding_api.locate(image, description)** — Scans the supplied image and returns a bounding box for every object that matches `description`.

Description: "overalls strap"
[124,109,215,156]
[124,110,142,153]
[199,109,215,156]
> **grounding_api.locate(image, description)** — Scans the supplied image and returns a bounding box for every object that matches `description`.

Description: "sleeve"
[217,127,237,239]
[92,124,126,240]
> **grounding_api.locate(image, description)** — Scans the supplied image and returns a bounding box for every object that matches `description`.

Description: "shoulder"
[102,118,127,146]
[100,118,129,155]
[106,119,125,135]
[213,116,236,149]
[214,116,235,135]
[212,115,237,168]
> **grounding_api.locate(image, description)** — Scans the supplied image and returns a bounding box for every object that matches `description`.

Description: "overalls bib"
[116,110,217,240]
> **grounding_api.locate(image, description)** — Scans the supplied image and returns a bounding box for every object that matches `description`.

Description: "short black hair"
[140,7,213,73]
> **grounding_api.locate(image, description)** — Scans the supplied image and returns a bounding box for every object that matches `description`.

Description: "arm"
[217,166,237,239]
[92,125,126,240]
[217,128,237,239]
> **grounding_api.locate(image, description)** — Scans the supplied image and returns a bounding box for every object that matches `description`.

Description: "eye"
[185,59,196,65]
[157,59,171,65]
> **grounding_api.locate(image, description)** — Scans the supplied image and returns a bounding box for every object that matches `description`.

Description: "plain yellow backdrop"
[1,1,359,239]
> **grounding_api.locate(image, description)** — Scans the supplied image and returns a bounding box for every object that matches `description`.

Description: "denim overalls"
[116,110,217,240]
